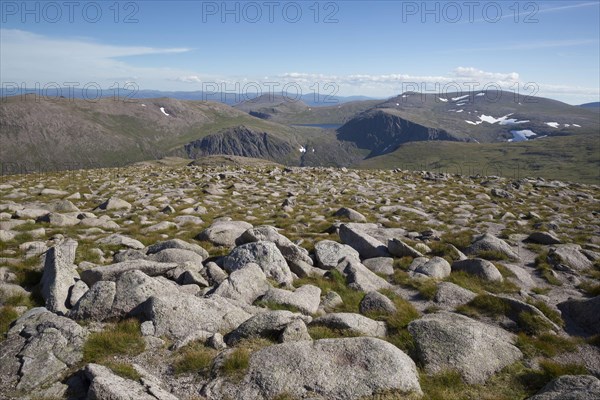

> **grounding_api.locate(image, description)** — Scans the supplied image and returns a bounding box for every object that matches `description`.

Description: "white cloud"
[175,75,203,83]
[0,29,195,88]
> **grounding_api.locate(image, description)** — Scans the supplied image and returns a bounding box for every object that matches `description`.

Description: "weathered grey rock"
[414,256,451,279]
[311,312,387,337]
[491,188,513,198]
[259,285,321,315]
[548,244,593,271]
[492,294,561,332]
[146,238,209,259]
[434,282,477,309]
[0,266,17,283]
[40,240,80,314]
[113,249,146,263]
[526,231,561,245]
[314,240,360,270]
[96,234,144,250]
[362,257,395,276]
[335,258,390,292]
[142,221,177,233]
[68,280,89,307]
[69,281,116,321]
[239,226,313,266]
[0,282,29,300]
[288,259,325,278]
[321,291,343,312]
[205,261,228,285]
[213,263,270,304]
[451,258,504,282]
[214,337,422,399]
[78,217,120,230]
[223,241,293,286]
[112,270,177,318]
[339,224,390,259]
[360,291,397,315]
[49,199,79,212]
[80,260,178,286]
[141,293,252,342]
[0,229,16,242]
[196,220,253,247]
[388,238,424,258]
[558,296,600,335]
[84,363,174,400]
[334,207,367,222]
[15,208,50,219]
[147,248,204,266]
[465,233,519,260]
[408,312,522,384]
[526,375,600,400]
[96,197,132,211]
[208,333,227,350]
[279,319,311,342]
[37,212,80,227]
[225,310,312,346]
[2,308,87,392]
[40,188,68,196]
[180,270,209,287]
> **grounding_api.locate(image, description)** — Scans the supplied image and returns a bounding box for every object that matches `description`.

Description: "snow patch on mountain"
[160,107,170,116]
[546,122,560,128]
[452,94,469,102]
[509,130,537,142]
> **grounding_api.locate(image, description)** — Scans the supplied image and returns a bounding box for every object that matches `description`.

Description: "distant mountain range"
[0,88,378,107]
[579,102,600,109]
[1,90,598,183]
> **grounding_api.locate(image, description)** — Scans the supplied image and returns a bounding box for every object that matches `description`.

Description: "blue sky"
[1,0,599,104]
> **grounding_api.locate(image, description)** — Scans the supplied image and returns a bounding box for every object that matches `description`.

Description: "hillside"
[338,91,599,150]
[0,96,357,169]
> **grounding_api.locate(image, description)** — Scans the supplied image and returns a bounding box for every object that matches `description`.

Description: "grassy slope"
[358,132,600,184]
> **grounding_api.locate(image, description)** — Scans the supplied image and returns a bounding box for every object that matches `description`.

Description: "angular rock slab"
[339,224,390,259]
[408,312,522,384]
[40,240,80,315]
[196,220,252,247]
[1,308,87,393]
[211,337,422,400]
[141,293,252,342]
[526,375,600,400]
[223,241,293,286]
[314,239,360,270]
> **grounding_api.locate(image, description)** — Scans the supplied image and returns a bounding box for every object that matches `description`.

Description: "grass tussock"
[295,270,364,313]
[0,306,19,340]
[391,270,438,300]
[446,271,519,294]
[517,311,556,336]
[82,319,145,363]
[475,250,510,261]
[220,347,250,376]
[578,281,600,297]
[172,341,216,375]
[441,230,475,251]
[534,251,562,286]
[527,300,564,327]
[103,360,141,381]
[253,300,302,314]
[516,333,580,358]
